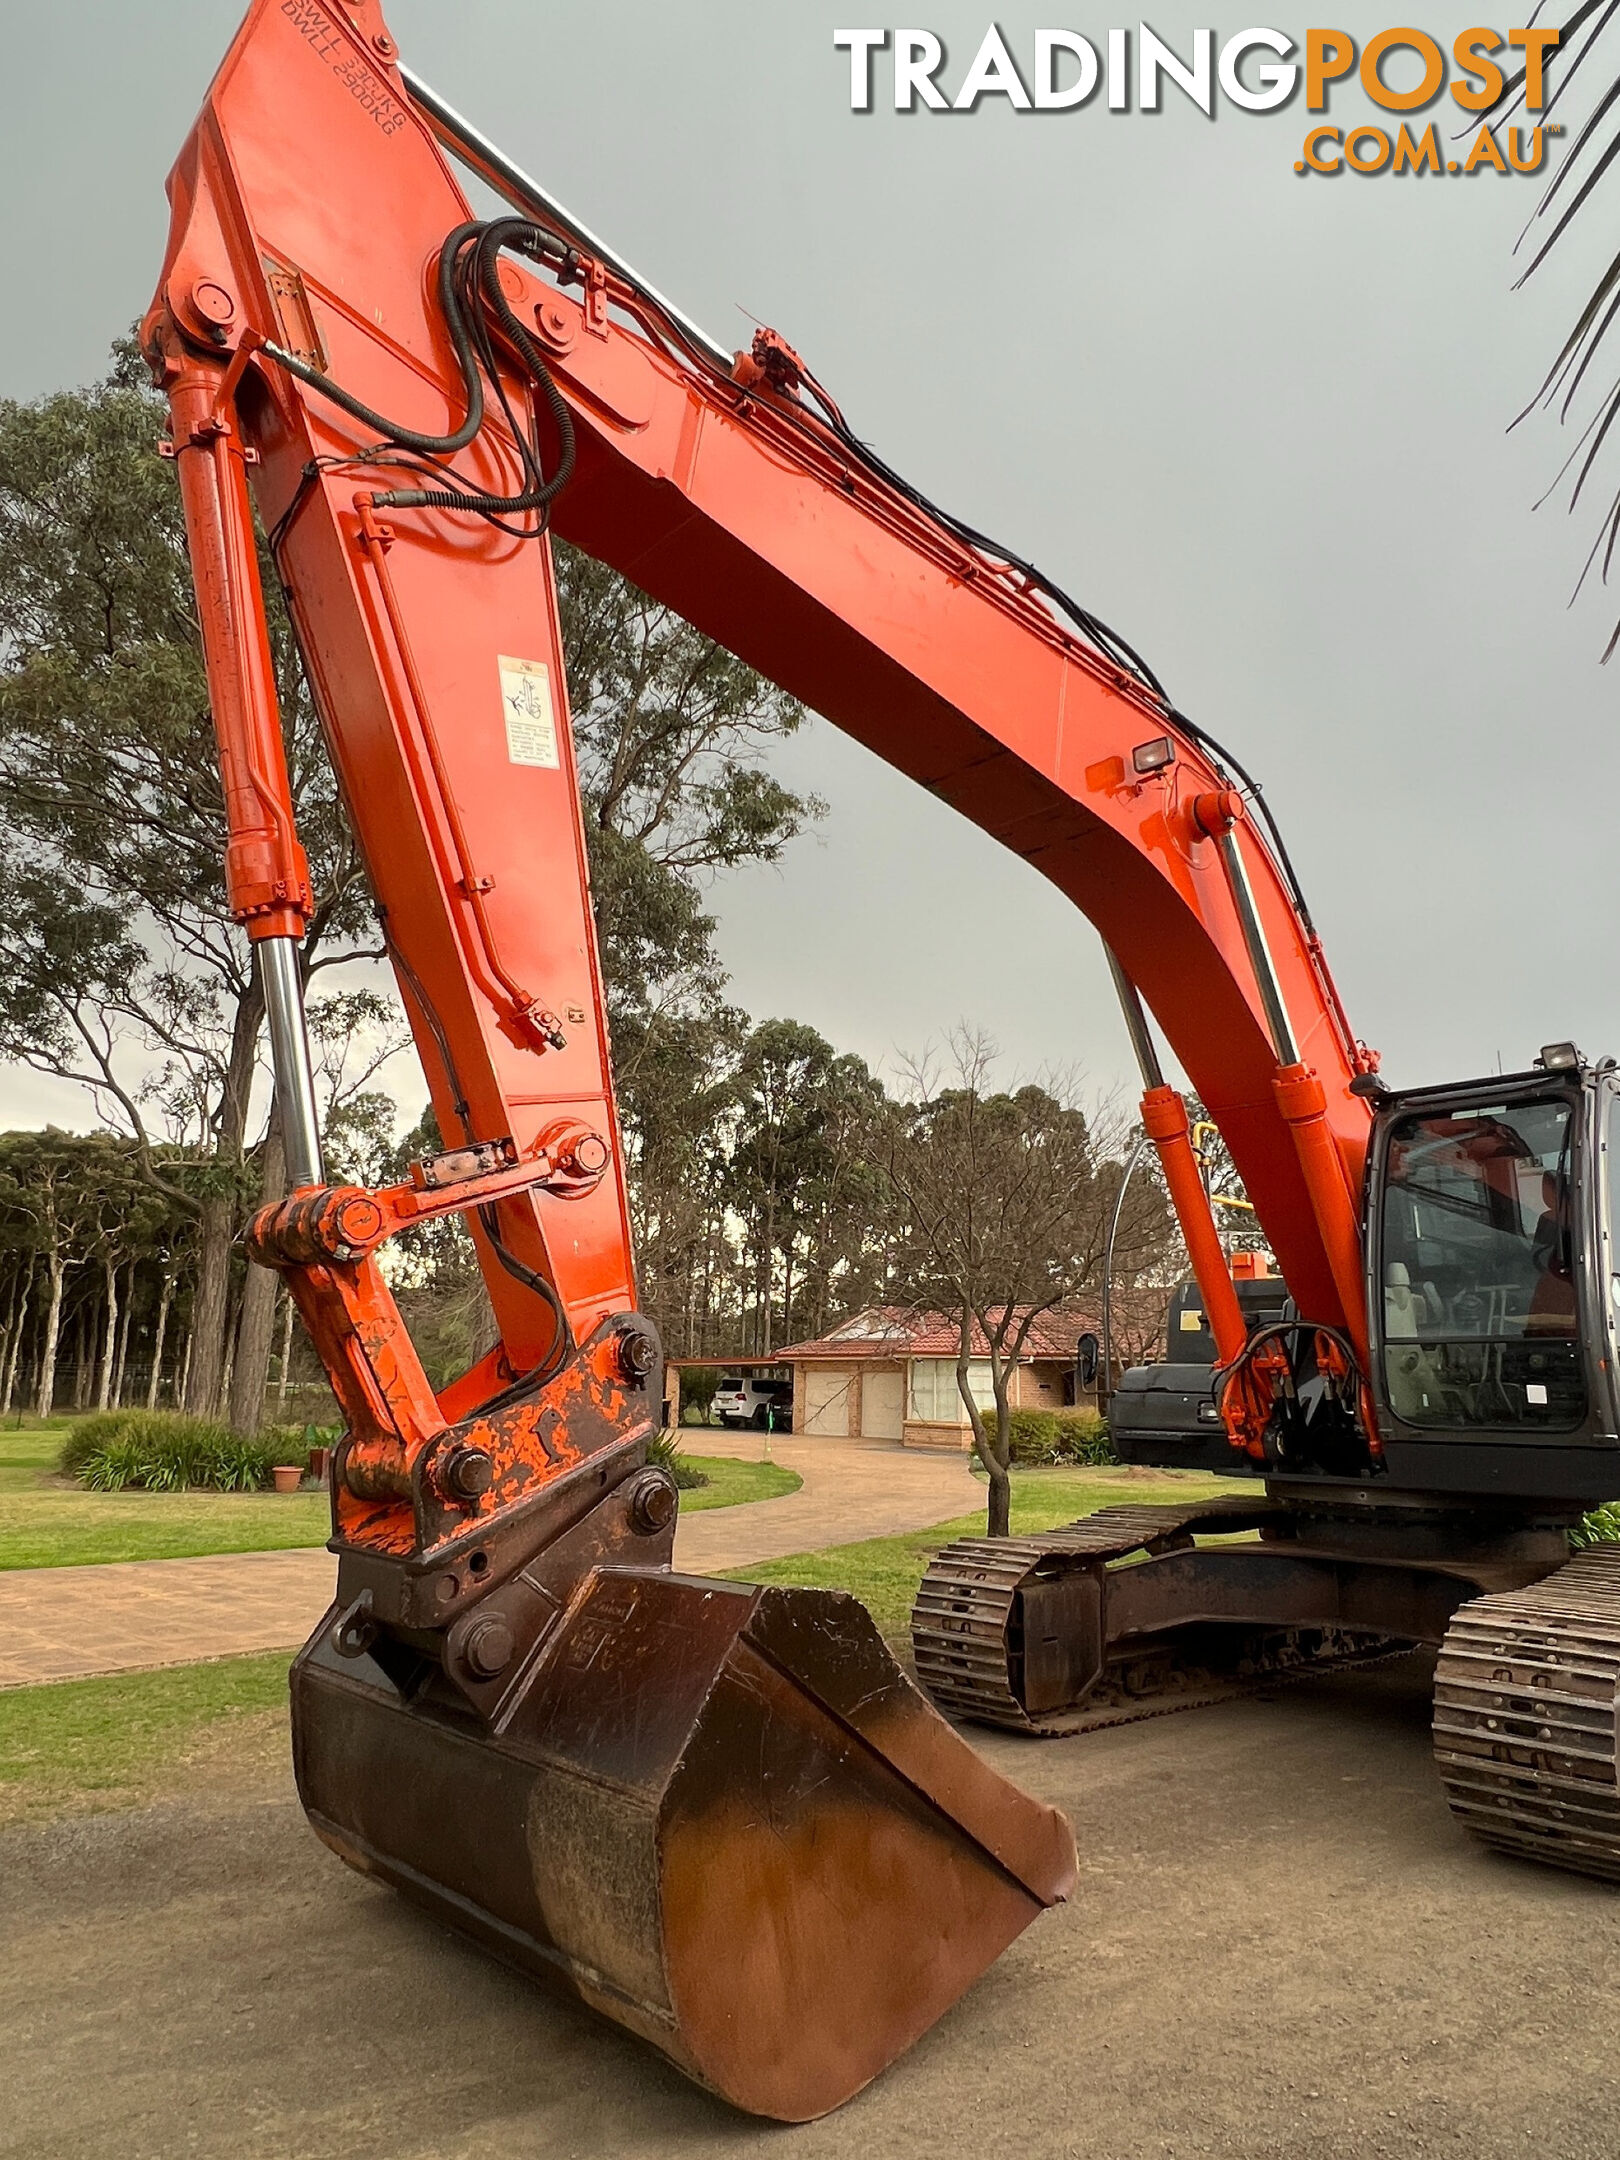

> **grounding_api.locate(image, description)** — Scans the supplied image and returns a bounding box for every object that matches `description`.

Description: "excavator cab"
[1363,1052,1620,1504]
[1117,1053,1620,1501]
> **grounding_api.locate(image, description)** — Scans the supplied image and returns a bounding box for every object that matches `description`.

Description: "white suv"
[711,1374,794,1430]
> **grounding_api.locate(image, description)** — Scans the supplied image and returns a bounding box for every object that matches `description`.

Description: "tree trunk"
[958,1311,1012,1538]
[986,1377,1013,1537]
[72,1300,92,1410]
[185,1197,233,1417]
[111,1261,135,1407]
[229,1114,286,1437]
[983,1461,1010,1538]
[95,1255,120,1412]
[146,1267,175,1412]
[760,1188,776,1356]
[275,1291,295,1416]
[0,1268,17,1419]
[699,1212,715,1357]
[177,1320,193,1411]
[219,1284,238,1415]
[185,976,265,1416]
[1,1256,32,1415]
[34,1251,63,1421]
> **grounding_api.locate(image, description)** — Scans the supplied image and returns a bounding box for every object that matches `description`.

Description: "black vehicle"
[1110,1272,1290,1476]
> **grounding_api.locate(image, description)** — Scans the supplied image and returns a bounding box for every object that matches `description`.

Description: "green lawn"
[0,1651,291,1826]
[0,1425,798,1571]
[723,1464,1243,1644]
[0,1463,1227,1825]
[0,1488,335,1571]
[0,1421,71,1479]
[678,1454,800,1513]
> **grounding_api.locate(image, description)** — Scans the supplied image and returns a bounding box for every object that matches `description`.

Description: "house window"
[909,1358,994,1423]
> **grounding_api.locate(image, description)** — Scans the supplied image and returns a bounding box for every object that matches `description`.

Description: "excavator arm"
[147,5,1098,2120]
[147,0,1498,2119]
[148,0,1382,1469]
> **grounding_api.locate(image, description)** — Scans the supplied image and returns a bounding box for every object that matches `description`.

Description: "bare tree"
[879,1029,1159,1536]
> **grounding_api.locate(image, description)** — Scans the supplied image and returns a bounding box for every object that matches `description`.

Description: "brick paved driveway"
[0,1433,978,1687]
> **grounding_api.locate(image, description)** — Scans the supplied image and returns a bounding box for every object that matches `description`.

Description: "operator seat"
[1384,1261,1443,1420]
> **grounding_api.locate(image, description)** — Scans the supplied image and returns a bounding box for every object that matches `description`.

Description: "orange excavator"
[150,0,1620,2122]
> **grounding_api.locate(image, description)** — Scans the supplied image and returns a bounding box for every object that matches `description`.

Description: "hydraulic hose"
[260,217,578,523]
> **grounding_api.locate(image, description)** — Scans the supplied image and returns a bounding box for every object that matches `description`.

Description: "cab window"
[1379,1096,1585,1431]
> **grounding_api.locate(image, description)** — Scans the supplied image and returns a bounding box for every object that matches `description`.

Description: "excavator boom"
[147,0,1083,2121]
[149,0,1620,2114]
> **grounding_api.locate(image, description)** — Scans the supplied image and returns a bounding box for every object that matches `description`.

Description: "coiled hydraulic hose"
[261,217,577,524]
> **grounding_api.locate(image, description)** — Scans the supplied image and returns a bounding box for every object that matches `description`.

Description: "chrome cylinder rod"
[401,65,734,374]
[1100,1130,1151,1415]
[260,936,324,1191]
[1216,829,1300,1067]
[1105,946,1166,1093]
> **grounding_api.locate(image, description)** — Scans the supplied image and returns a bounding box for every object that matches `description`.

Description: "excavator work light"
[1539,1040,1582,1071]
[1131,735,1175,774]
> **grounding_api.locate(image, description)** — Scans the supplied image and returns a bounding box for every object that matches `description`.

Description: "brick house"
[774,1304,1146,1451]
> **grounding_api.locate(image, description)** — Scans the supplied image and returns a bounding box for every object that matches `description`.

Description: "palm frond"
[1505,7,1620,653]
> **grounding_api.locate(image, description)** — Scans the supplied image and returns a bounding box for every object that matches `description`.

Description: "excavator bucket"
[232,1188,1073,2118]
[146,3,1076,2098]
[292,1566,1076,2121]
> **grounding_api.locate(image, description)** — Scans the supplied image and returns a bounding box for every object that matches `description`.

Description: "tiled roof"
[775,1303,1115,1363]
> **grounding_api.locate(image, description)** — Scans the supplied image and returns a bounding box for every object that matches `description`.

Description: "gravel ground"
[4,1653,1619,2160]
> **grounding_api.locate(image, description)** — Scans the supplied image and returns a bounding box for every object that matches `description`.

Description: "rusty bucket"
[292,1567,1076,2120]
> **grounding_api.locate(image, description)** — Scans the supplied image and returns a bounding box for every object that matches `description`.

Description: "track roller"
[1434,1544,1620,1880]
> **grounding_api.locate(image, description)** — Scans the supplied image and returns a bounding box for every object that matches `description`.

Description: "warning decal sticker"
[499,655,560,769]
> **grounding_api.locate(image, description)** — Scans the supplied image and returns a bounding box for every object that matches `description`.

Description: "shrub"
[58,1413,144,1477]
[647,1429,709,1491]
[678,1366,721,1423]
[1007,1409,1060,1464]
[1007,1406,1116,1468]
[1572,1502,1620,1550]
[80,1437,153,1492]
[261,1424,321,1465]
[1056,1408,1116,1466]
[63,1411,280,1493]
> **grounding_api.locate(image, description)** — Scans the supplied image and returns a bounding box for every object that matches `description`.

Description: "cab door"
[1596,1080,1620,1440]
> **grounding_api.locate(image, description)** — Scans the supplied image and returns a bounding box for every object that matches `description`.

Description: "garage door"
[862,1368,904,1442]
[803,1367,854,1437]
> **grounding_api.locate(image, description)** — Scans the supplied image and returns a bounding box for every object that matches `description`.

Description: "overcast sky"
[1,3,1611,1134]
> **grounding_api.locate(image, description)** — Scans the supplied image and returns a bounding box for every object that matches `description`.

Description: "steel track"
[912,1497,1394,1737]
[1434,1544,1620,1881]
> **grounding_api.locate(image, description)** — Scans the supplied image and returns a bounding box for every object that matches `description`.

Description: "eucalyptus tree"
[0,352,823,1426]
[0,344,374,1418]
